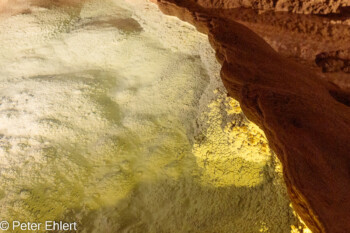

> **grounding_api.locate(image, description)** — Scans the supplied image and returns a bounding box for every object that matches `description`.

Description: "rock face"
[194,0,350,14]
[316,48,350,73]
[152,0,350,232]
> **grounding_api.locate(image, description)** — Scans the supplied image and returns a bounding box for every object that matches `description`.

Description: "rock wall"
[194,0,350,14]
[152,0,350,232]
[316,48,350,73]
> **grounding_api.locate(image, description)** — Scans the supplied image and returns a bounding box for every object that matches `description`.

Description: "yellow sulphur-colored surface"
[193,93,272,187]
[0,0,312,232]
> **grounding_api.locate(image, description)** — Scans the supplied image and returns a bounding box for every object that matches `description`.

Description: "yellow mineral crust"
[193,92,272,187]
[193,91,313,232]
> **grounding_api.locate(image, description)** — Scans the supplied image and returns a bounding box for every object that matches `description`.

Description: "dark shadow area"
[79,17,143,33]
[317,6,350,20]
[329,90,350,107]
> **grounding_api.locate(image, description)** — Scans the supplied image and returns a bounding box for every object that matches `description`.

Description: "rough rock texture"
[152,0,350,232]
[209,7,350,93]
[193,0,350,14]
[0,0,86,16]
[183,6,350,92]
[316,48,350,73]
[1,1,306,232]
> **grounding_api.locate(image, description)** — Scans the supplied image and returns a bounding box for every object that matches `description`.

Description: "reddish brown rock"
[193,0,350,15]
[316,48,350,73]
[153,0,350,232]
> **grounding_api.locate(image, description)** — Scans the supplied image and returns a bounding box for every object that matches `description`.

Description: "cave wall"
[152,0,350,232]
[194,0,350,14]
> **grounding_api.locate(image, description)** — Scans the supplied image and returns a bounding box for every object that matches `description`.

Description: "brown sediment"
[151,0,350,232]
